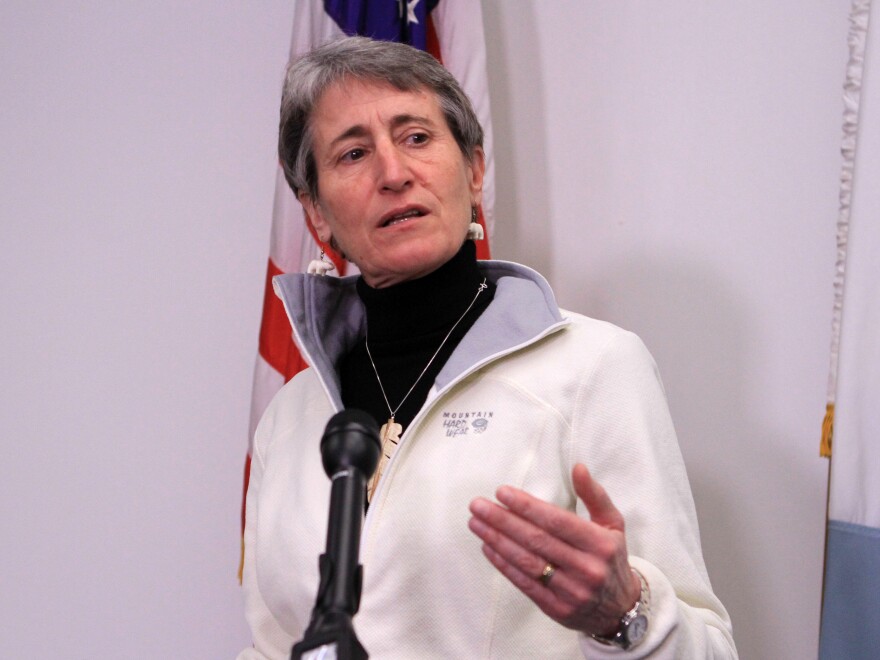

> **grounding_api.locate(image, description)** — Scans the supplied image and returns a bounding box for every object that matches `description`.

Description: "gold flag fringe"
[820,403,834,458]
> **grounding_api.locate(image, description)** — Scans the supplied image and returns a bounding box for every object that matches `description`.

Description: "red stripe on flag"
[426,14,441,63]
[258,258,309,381]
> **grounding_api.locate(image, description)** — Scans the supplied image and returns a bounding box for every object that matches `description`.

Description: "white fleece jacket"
[238,261,737,659]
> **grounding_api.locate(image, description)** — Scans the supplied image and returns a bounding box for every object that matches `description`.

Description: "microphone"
[291,409,381,660]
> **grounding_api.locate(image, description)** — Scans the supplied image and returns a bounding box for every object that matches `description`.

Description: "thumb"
[573,463,625,531]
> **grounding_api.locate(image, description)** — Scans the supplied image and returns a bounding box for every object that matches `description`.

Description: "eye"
[405,132,429,146]
[340,148,365,163]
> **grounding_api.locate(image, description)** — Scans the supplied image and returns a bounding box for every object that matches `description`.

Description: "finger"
[468,510,574,591]
[469,497,585,567]
[488,486,603,551]
[572,463,625,531]
[468,514,594,604]
[479,540,575,623]
[468,512,630,613]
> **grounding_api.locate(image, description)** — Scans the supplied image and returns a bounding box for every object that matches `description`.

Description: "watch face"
[627,614,648,644]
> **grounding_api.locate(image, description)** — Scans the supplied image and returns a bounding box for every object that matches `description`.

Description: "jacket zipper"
[361,319,571,538]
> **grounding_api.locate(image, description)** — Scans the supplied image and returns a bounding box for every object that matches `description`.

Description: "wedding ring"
[539,561,556,586]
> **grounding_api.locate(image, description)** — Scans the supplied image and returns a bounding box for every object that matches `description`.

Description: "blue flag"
[324,0,441,49]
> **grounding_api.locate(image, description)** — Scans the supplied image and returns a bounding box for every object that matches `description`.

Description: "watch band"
[590,567,651,650]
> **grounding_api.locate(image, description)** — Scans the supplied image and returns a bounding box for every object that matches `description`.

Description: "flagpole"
[817,0,872,652]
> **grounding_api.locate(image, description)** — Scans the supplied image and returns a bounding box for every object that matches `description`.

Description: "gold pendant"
[367,418,403,502]
[380,418,403,446]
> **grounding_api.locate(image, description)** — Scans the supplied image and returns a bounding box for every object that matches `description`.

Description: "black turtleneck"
[340,240,495,434]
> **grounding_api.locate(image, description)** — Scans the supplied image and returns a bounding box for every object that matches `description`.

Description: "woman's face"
[299,80,485,288]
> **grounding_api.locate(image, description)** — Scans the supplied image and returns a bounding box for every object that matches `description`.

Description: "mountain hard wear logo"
[441,411,493,437]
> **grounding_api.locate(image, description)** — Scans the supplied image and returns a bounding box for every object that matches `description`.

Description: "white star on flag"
[406,0,420,24]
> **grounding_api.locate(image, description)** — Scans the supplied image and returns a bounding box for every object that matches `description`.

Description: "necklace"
[364,277,488,501]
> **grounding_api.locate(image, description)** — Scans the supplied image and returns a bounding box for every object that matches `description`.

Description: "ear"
[298,192,331,242]
[467,146,486,207]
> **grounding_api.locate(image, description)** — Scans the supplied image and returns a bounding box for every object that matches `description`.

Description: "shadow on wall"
[482,0,554,279]
[564,252,823,660]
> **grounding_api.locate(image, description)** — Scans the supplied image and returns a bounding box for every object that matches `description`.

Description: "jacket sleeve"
[569,330,738,659]
[237,409,298,660]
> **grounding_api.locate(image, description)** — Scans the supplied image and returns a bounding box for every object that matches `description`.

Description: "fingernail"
[496,486,513,504]
[470,497,492,515]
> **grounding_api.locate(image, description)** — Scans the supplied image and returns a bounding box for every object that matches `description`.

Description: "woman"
[239,37,737,659]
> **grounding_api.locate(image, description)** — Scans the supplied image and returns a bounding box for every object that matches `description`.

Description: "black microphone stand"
[291,410,380,660]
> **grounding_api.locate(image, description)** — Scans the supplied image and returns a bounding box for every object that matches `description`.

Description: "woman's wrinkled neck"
[357,240,482,342]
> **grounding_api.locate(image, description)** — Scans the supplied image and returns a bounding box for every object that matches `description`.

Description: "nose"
[375,142,412,193]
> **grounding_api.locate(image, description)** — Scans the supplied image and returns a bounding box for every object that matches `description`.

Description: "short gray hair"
[278,36,484,200]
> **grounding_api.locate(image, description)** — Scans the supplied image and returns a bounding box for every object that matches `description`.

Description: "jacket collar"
[272,260,568,411]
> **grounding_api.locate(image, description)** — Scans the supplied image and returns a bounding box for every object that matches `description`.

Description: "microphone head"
[320,409,381,479]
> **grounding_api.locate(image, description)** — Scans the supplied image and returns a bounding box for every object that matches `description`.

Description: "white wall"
[1,2,291,656]
[484,2,849,659]
[0,1,848,658]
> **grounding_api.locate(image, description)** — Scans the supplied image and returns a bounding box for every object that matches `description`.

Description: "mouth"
[380,206,428,228]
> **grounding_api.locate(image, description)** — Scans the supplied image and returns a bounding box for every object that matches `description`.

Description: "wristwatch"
[590,568,650,651]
